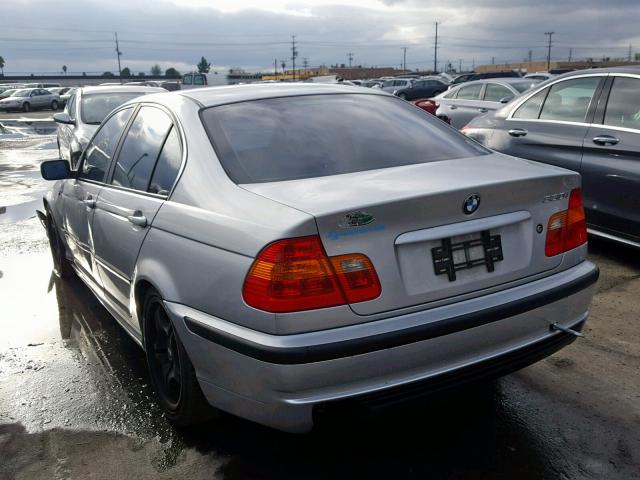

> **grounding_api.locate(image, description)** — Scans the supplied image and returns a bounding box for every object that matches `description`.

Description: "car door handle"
[592,135,619,146]
[127,212,148,228]
[478,108,489,113]
[83,198,96,209]
[508,128,528,137]
[449,105,458,110]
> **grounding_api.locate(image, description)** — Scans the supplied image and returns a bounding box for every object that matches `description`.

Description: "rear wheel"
[45,207,72,278]
[51,100,59,110]
[143,289,215,426]
[22,102,31,112]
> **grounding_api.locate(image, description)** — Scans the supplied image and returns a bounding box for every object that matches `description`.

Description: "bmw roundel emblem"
[463,194,481,215]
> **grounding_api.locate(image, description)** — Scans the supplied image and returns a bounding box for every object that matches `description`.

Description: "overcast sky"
[2,0,639,75]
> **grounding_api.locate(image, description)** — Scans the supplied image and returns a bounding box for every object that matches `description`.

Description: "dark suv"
[463,67,640,247]
[393,78,448,100]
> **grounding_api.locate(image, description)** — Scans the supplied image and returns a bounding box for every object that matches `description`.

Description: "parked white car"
[0,88,61,112]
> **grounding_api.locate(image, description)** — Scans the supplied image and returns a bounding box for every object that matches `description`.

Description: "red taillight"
[243,236,381,313]
[545,188,587,256]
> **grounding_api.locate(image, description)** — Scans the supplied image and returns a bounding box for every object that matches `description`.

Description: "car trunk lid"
[241,152,580,315]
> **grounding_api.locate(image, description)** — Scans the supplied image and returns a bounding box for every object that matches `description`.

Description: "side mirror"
[40,160,72,180]
[53,112,75,125]
[499,96,514,104]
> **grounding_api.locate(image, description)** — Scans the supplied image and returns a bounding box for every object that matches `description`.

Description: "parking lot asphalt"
[1,116,639,479]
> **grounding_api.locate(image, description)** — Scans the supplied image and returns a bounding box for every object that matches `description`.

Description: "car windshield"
[11,90,31,97]
[201,93,489,184]
[512,81,541,93]
[80,92,147,124]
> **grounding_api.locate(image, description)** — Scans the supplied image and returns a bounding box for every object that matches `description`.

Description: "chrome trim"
[588,228,640,249]
[95,255,131,283]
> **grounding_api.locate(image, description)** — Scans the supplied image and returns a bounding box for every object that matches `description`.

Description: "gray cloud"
[1,0,639,75]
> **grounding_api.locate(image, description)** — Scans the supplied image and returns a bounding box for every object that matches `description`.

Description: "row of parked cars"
[0,83,77,112]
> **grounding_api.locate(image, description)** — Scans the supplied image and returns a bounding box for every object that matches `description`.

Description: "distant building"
[476,59,640,74]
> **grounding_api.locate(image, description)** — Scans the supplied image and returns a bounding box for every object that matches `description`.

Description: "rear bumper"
[167,261,598,433]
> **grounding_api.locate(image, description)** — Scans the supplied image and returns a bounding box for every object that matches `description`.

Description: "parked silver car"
[435,78,541,129]
[0,88,60,112]
[39,84,598,433]
[53,85,165,167]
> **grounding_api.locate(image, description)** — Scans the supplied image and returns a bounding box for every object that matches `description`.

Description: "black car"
[393,79,448,100]
[463,66,640,247]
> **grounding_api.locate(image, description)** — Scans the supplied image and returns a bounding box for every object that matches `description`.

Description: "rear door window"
[603,76,640,130]
[148,127,182,195]
[483,83,513,102]
[513,88,548,119]
[539,77,601,123]
[201,94,488,184]
[456,83,482,100]
[183,74,192,85]
[80,108,134,182]
[194,74,206,85]
[110,106,173,192]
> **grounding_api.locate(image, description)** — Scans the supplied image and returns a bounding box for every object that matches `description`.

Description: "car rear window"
[81,92,148,125]
[201,93,489,184]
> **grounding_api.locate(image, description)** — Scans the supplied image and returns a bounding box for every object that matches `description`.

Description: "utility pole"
[347,52,354,68]
[291,35,298,81]
[545,31,554,71]
[401,48,407,71]
[568,48,572,62]
[491,56,495,65]
[458,59,462,73]
[114,32,122,82]
[433,22,439,73]
[274,58,278,76]
[281,60,286,77]
[303,57,309,73]
[628,44,633,62]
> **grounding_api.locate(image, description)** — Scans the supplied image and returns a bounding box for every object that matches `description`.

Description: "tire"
[45,207,73,278]
[143,289,216,426]
[51,100,59,110]
[22,102,31,112]
[398,93,407,100]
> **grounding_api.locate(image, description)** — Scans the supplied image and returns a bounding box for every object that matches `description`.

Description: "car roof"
[79,85,166,95]
[175,83,389,107]
[553,66,640,78]
[452,77,536,88]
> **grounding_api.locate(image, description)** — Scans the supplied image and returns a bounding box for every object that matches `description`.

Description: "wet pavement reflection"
[1,119,639,479]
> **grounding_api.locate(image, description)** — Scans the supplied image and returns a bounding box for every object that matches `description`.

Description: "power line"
[545,31,554,70]
[114,32,122,82]
[434,21,439,72]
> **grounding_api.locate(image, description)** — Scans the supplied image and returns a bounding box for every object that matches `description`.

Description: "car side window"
[194,74,205,85]
[149,127,182,195]
[484,84,512,102]
[539,77,600,123]
[513,88,548,119]
[443,89,458,99]
[111,106,173,192]
[80,108,134,182]
[66,94,76,117]
[603,76,640,130]
[183,74,192,85]
[456,83,482,100]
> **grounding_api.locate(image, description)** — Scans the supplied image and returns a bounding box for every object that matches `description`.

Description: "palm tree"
[0,56,5,76]
[62,65,67,75]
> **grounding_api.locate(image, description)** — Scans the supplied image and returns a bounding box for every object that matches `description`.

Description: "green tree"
[62,65,67,75]
[150,64,162,76]
[121,67,131,78]
[0,56,5,75]
[197,56,211,73]
[102,71,115,77]
[164,67,181,78]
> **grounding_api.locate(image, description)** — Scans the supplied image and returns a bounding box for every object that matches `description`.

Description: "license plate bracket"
[431,230,503,282]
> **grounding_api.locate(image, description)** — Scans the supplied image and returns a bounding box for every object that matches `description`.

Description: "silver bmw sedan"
[39,83,598,433]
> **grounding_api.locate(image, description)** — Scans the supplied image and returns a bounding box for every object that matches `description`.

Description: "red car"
[414,98,450,124]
